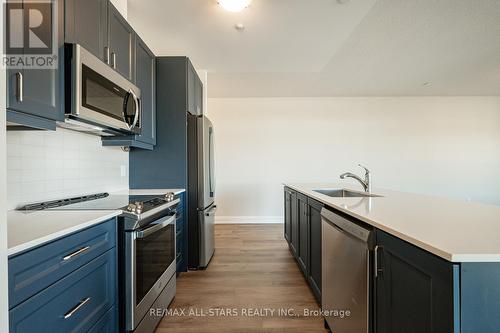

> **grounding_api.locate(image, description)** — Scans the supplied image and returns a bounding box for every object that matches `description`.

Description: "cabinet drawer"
[9,249,116,333]
[87,305,117,333]
[9,219,116,308]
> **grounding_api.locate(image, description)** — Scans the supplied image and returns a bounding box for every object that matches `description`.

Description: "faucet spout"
[339,165,371,193]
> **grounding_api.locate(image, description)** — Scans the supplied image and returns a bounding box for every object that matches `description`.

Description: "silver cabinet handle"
[374,245,382,278]
[111,52,116,69]
[63,297,90,319]
[104,46,110,64]
[62,246,90,261]
[15,72,23,102]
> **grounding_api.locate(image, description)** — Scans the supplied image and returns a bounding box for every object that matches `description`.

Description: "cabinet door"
[187,61,196,114]
[195,76,203,115]
[297,193,309,275]
[284,188,291,242]
[9,250,116,333]
[375,230,454,333]
[290,190,299,257]
[7,0,64,122]
[135,36,156,145]
[65,0,108,61]
[308,197,323,303]
[108,2,135,81]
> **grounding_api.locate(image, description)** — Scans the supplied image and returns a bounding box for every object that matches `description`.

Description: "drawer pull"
[63,297,90,319]
[62,246,90,261]
[15,72,23,102]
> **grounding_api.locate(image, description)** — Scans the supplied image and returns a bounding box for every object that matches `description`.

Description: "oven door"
[71,44,141,133]
[125,214,176,331]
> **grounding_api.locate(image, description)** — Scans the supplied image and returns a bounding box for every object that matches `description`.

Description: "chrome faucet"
[340,164,371,193]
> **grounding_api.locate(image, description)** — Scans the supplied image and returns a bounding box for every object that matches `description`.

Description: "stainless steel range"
[18,192,179,333]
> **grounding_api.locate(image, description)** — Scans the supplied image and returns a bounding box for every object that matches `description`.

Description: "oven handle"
[135,214,175,239]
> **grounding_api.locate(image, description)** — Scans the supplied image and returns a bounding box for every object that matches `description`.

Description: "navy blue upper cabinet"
[107,2,135,82]
[375,229,455,333]
[187,61,203,115]
[6,0,64,130]
[64,0,108,62]
[101,34,156,149]
[66,0,134,81]
[134,36,156,145]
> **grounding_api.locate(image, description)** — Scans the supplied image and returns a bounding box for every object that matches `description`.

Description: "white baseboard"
[215,216,284,224]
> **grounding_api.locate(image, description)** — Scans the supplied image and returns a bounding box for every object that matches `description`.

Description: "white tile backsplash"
[7,128,129,209]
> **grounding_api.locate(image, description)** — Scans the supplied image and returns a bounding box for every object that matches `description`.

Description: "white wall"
[6,129,129,210]
[209,97,500,223]
[111,0,127,18]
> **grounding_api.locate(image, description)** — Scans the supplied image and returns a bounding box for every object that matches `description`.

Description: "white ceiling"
[128,0,500,97]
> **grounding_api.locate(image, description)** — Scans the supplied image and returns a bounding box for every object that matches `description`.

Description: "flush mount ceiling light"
[218,0,252,12]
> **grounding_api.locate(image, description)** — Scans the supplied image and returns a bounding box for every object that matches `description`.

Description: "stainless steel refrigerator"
[187,114,216,269]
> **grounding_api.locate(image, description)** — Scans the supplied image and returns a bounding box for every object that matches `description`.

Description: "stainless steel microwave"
[62,44,141,136]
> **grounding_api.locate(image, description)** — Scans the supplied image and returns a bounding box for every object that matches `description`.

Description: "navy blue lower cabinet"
[87,305,118,333]
[375,230,455,333]
[175,192,188,272]
[8,218,116,308]
[9,249,117,333]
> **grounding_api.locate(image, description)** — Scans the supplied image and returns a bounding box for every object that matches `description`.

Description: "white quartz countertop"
[7,210,121,256]
[113,188,185,196]
[7,188,186,256]
[286,183,500,263]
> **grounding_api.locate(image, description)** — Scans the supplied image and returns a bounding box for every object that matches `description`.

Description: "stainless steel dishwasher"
[321,207,374,333]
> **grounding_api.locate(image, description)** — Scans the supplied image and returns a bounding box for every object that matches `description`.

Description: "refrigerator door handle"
[205,205,217,216]
[208,126,215,197]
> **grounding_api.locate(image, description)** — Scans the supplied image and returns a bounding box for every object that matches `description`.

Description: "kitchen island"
[284,183,500,333]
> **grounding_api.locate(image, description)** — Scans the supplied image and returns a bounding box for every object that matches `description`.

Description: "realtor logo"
[3,0,58,69]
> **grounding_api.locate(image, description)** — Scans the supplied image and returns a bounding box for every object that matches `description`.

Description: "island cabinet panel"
[284,188,292,242]
[290,190,299,257]
[297,193,309,275]
[307,197,323,303]
[375,229,455,333]
[460,263,500,333]
[283,187,323,304]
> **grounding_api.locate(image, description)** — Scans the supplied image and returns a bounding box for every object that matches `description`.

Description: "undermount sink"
[313,189,382,198]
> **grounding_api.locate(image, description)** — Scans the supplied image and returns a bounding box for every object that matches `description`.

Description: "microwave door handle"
[128,89,140,129]
[135,215,175,239]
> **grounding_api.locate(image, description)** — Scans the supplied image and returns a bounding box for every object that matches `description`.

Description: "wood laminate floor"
[156,224,327,333]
